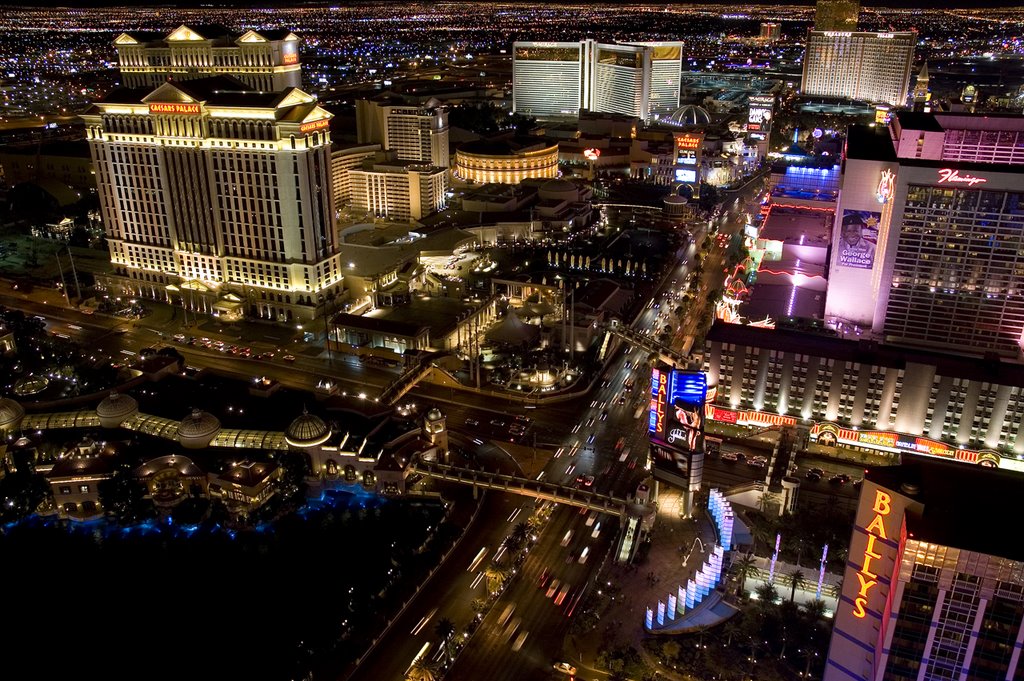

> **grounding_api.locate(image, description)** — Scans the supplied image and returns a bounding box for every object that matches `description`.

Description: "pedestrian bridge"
[378,351,449,405]
[410,461,631,516]
[602,322,689,369]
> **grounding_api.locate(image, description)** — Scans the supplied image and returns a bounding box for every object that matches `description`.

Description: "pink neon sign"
[937,168,987,186]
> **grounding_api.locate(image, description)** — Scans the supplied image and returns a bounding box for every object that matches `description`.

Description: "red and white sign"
[583,148,601,161]
[149,102,201,115]
[299,118,330,133]
[675,133,702,151]
[283,52,299,65]
[937,168,987,186]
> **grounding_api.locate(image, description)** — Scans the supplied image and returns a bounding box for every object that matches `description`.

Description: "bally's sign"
[852,489,893,619]
[148,102,201,115]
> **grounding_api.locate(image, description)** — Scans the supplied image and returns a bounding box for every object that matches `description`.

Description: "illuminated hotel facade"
[114,25,302,92]
[825,461,1024,681]
[512,40,682,120]
[825,113,1024,357]
[355,98,450,169]
[454,139,559,185]
[82,76,341,322]
[703,323,1024,465]
[802,31,915,106]
[348,154,448,222]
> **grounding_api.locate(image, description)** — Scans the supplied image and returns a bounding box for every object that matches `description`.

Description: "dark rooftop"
[893,110,945,133]
[845,124,897,163]
[459,137,554,156]
[331,313,429,339]
[867,460,1024,562]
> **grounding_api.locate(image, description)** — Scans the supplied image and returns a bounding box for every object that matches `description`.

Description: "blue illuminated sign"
[649,368,707,438]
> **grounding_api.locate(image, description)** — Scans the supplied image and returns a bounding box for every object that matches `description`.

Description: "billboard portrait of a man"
[837,210,879,269]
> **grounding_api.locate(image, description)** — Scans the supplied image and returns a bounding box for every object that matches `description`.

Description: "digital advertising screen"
[674,168,697,183]
[747,94,775,133]
[837,209,880,269]
[649,367,707,488]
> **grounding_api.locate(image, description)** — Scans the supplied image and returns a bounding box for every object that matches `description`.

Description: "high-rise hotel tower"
[512,40,682,120]
[825,460,1024,681]
[802,30,915,106]
[83,29,341,322]
[114,24,302,91]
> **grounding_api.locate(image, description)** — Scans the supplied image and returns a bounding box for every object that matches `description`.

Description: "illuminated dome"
[668,105,711,127]
[176,409,221,449]
[12,375,48,396]
[285,411,330,448]
[426,407,443,422]
[96,392,139,429]
[0,397,25,432]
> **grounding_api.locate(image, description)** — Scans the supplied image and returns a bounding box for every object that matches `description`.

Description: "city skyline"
[2,1,1024,680]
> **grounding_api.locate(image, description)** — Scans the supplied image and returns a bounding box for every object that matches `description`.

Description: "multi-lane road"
[0,173,861,680]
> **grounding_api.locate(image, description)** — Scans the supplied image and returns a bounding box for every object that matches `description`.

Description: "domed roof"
[459,139,514,156]
[540,178,576,194]
[96,392,138,427]
[668,105,711,127]
[134,454,203,479]
[0,397,25,430]
[177,409,221,449]
[426,407,443,422]
[285,411,330,448]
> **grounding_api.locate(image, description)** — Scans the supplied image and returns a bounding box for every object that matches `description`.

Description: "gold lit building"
[114,25,302,91]
[454,139,559,185]
[81,75,342,322]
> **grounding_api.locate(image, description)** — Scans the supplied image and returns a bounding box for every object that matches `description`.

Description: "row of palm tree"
[405,618,458,681]
[406,522,537,681]
[731,553,813,604]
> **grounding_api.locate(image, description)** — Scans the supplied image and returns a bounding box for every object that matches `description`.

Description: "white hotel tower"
[82,73,341,323]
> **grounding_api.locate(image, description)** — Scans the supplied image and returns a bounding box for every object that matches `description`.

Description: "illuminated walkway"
[21,410,288,450]
[410,460,631,515]
[603,322,688,368]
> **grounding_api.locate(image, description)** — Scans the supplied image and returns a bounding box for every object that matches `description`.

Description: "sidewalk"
[568,488,720,680]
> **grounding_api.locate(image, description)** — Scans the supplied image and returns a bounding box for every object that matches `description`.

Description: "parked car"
[806,467,825,481]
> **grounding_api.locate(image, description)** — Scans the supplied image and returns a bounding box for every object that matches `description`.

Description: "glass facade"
[885,566,940,680]
[886,186,1024,354]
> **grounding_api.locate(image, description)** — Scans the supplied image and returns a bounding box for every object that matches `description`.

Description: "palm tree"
[485,564,510,594]
[788,569,807,603]
[406,657,440,681]
[755,581,779,606]
[435,617,457,663]
[511,521,533,546]
[803,598,827,622]
[732,553,757,596]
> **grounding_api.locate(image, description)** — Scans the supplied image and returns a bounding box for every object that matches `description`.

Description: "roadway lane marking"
[410,607,438,636]
[468,546,488,572]
[406,642,432,676]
